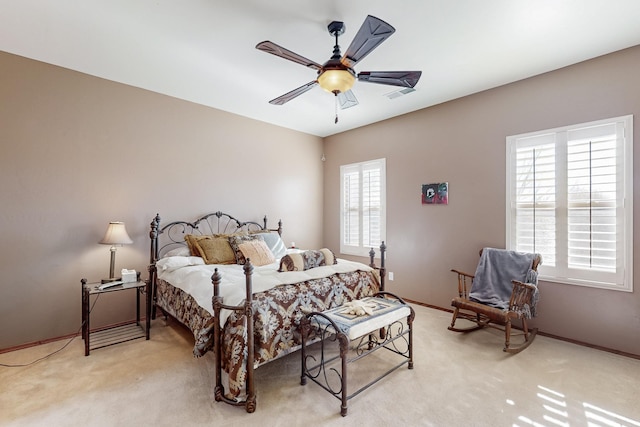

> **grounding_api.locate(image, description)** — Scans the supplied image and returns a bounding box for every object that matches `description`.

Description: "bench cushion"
[314,297,411,340]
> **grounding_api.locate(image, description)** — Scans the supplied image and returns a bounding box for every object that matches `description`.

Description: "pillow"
[184,234,200,256]
[213,231,248,238]
[163,246,191,258]
[190,235,236,265]
[278,248,337,272]
[238,240,276,267]
[319,248,337,265]
[228,234,263,265]
[156,256,205,272]
[257,232,287,259]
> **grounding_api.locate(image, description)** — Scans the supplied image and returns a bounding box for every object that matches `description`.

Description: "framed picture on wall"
[422,182,448,205]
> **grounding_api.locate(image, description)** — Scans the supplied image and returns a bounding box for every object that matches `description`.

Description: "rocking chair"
[449,248,541,354]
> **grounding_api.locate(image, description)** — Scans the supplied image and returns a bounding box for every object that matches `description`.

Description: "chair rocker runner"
[449,248,541,354]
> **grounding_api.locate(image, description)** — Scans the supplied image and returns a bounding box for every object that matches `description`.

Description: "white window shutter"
[340,159,386,257]
[507,116,632,291]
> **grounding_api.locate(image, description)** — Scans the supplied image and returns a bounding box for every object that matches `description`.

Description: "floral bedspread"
[156,278,215,357]
[157,269,380,399]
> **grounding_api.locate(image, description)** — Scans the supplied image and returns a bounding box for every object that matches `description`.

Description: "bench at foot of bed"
[300,292,414,417]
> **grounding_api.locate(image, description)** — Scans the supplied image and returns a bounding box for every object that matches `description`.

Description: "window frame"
[506,115,633,292]
[340,158,386,258]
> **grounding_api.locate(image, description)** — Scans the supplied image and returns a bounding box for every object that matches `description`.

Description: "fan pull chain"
[334,94,339,124]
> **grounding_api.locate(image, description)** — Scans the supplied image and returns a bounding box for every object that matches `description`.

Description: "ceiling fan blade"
[268,81,318,105]
[357,71,422,88]
[341,15,395,68]
[256,41,322,71]
[337,90,359,110]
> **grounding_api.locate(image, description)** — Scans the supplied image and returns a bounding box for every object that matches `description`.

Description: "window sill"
[538,275,632,292]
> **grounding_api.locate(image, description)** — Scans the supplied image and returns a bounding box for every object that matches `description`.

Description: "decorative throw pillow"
[191,235,236,265]
[228,234,263,265]
[278,248,337,272]
[213,231,248,239]
[278,253,304,272]
[319,248,338,266]
[252,232,287,259]
[184,234,200,256]
[269,235,287,259]
[238,240,276,266]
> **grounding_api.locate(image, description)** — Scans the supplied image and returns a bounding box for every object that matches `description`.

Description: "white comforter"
[156,254,374,325]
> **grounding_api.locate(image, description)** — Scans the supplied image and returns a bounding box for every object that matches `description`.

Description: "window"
[506,116,633,291]
[340,158,386,257]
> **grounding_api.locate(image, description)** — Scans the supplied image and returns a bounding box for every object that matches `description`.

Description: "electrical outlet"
[388,272,394,281]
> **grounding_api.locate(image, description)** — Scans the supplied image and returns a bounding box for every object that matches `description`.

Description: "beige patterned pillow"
[228,234,262,264]
[191,235,236,265]
[184,234,200,256]
[319,248,337,265]
[238,240,276,266]
[278,248,337,272]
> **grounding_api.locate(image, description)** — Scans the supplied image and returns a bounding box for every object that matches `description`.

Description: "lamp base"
[101,277,121,284]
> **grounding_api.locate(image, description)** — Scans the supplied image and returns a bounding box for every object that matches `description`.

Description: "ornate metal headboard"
[149,211,282,264]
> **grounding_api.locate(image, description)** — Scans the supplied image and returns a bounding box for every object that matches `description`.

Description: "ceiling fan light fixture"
[257,15,420,110]
[317,68,355,94]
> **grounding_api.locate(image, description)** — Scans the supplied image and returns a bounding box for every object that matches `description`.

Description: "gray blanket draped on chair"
[469,248,539,317]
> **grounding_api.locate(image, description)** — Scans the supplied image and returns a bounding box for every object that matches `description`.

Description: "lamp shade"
[99,222,133,245]
[317,69,355,94]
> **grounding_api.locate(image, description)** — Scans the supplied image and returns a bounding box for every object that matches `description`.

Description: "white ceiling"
[2,1,640,137]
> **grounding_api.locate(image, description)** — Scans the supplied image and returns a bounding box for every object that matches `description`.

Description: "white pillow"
[163,246,191,258]
[156,256,204,272]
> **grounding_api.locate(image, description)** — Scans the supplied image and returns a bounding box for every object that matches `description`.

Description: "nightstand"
[81,278,151,356]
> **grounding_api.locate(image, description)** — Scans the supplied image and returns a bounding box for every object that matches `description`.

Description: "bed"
[148,211,386,413]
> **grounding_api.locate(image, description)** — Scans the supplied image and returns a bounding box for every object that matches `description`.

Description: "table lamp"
[99,221,133,283]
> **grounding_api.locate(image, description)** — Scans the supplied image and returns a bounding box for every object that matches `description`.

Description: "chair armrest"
[508,280,538,317]
[451,269,475,299]
[450,268,474,278]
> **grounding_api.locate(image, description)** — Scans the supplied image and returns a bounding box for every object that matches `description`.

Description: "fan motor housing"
[327,21,345,36]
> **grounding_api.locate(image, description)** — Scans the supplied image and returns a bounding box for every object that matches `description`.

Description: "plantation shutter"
[362,162,382,247]
[512,133,557,267]
[566,123,620,278]
[507,116,632,290]
[340,159,386,256]
[342,165,360,247]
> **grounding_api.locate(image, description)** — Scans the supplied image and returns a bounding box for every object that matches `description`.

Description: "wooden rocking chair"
[449,248,541,354]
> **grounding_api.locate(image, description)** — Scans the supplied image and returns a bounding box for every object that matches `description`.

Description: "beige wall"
[0,51,324,350]
[323,45,640,356]
[3,44,640,356]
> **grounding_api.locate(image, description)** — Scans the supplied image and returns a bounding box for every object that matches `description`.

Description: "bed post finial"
[150,214,160,238]
[243,259,254,304]
[212,268,222,298]
[149,214,160,263]
[369,242,387,291]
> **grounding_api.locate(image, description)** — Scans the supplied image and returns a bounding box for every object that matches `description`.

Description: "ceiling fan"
[256,15,422,120]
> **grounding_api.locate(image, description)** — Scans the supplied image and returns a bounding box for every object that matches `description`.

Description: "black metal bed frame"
[148,211,386,414]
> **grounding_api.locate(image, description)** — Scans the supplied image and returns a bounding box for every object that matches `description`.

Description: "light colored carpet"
[1,304,639,427]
